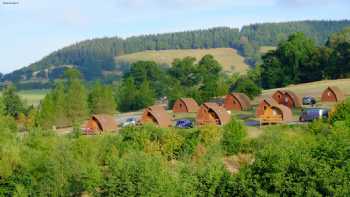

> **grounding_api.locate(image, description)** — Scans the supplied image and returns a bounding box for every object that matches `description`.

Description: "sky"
[0,0,349,74]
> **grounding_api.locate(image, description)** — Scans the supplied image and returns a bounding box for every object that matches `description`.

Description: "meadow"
[116,48,250,73]
[0,89,48,106]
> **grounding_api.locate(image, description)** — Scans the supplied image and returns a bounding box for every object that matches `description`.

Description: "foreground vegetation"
[1,98,350,196]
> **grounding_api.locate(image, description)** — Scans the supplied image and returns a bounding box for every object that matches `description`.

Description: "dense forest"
[2,20,350,86]
[241,20,350,46]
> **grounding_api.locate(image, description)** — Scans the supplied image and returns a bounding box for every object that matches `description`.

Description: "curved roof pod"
[140,105,172,128]
[321,86,345,102]
[224,93,251,111]
[196,102,230,126]
[283,90,302,108]
[272,90,285,105]
[85,114,118,134]
[256,98,279,117]
[172,98,199,113]
[269,104,293,123]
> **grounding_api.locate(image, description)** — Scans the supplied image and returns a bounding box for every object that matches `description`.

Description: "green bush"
[198,124,222,146]
[102,152,177,196]
[308,119,330,135]
[329,98,350,126]
[221,119,247,155]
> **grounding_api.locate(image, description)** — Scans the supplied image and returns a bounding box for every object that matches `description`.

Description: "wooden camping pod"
[272,90,285,105]
[321,86,345,102]
[140,105,172,128]
[85,114,118,134]
[283,90,302,108]
[172,98,199,113]
[259,104,293,124]
[196,102,230,126]
[272,90,301,108]
[256,98,278,117]
[224,93,251,111]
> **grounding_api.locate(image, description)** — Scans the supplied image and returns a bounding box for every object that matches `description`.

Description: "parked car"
[122,117,137,127]
[299,108,329,122]
[302,96,316,105]
[175,119,193,129]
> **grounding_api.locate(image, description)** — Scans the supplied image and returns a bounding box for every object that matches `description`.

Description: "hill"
[3,20,350,87]
[116,48,250,73]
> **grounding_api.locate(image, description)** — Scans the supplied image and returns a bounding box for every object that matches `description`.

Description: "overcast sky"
[0,0,349,74]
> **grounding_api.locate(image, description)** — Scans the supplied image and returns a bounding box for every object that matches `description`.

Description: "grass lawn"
[116,48,250,74]
[16,90,48,106]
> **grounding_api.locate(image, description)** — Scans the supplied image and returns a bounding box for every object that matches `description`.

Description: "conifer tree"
[88,81,116,114]
[117,77,138,112]
[137,80,155,109]
[52,81,69,127]
[65,68,89,124]
[2,85,24,118]
[36,93,56,128]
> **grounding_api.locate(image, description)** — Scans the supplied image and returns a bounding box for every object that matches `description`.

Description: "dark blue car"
[299,108,329,122]
[302,96,316,105]
[176,119,193,129]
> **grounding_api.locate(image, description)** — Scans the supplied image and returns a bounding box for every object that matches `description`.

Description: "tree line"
[3,20,350,84]
[117,54,261,112]
[261,27,350,89]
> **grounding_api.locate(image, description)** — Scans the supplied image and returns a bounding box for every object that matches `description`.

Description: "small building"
[256,98,278,117]
[259,104,293,125]
[85,114,118,134]
[196,102,230,126]
[209,97,225,107]
[272,90,301,108]
[140,105,172,128]
[224,93,251,111]
[172,98,199,113]
[283,90,302,108]
[272,90,285,105]
[321,86,345,102]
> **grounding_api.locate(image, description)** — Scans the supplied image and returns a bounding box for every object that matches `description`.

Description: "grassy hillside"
[259,46,276,54]
[116,48,250,73]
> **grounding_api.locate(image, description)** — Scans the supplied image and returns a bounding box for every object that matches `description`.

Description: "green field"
[259,46,277,54]
[0,89,48,106]
[116,48,251,74]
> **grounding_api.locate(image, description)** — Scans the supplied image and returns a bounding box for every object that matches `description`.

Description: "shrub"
[160,129,184,160]
[329,98,350,126]
[221,119,247,155]
[198,124,222,146]
[308,119,330,135]
[102,152,177,196]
